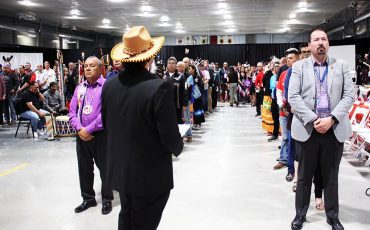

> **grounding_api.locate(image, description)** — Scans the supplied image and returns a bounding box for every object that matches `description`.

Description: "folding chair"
[345,106,370,152]
[15,116,34,138]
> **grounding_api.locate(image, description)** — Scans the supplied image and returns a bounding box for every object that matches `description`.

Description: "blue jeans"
[182,101,192,137]
[20,109,48,132]
[279,116,289,164]
[287,131,296,174]
[4,94,17,122]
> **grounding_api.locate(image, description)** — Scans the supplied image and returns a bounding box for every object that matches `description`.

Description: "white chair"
[345,106,370,153]
[354,132,370,166]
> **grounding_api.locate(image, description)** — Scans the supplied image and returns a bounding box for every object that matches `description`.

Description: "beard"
[317,45,326,55]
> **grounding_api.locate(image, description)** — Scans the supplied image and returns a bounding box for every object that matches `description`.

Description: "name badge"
[316,93,329,116]
[83,105,93,115]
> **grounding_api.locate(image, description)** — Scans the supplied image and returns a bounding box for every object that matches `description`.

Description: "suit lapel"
[306,58,316,96]
[327,56,336,94]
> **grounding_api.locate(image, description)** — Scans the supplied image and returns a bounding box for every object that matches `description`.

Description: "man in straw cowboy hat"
[102,26,184,229]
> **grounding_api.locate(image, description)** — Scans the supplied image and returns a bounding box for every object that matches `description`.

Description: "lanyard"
[313,64,328,84]
[83,84,99,107]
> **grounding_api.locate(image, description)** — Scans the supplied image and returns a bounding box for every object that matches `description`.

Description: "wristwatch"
[329,114,338,123]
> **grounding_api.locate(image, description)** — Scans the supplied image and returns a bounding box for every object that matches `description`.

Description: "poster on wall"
[200,36,208,45]
[217,35,234,44]
[176,36,192,45]
[226,35,234,44]
[217,35,225,44]
[0,52,43,71]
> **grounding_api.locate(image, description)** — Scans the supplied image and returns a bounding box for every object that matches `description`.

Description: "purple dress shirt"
[69,76,106,134]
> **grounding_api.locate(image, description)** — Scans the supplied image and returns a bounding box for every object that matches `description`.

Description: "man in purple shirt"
[68,56,113,215]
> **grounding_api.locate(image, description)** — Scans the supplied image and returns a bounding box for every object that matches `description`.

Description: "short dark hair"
[188,64,197,76]
[29,81,38,87]
[49,82,57,87]
[299,42,309,50]
[309,28,327,42]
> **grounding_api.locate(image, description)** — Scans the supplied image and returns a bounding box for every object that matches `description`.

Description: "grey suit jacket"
[288,56,355,143]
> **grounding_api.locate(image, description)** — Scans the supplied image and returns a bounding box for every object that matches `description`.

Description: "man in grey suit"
[288,29,354,230]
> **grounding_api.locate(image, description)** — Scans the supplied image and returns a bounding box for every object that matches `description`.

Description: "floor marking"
[0,163,30,177]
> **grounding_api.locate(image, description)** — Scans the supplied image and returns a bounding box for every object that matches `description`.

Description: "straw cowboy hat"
[110,26,165,63]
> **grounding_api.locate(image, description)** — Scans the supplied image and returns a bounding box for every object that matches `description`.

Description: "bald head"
[177,61,186,74]
[183,57,190,68]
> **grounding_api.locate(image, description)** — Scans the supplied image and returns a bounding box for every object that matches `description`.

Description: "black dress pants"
[211,86,218,109]
[118,191,170,230]
[255,91,263,115]
[313,165,324,199]
[271,98,280,137]
[295,129,343,219]
[76,131,113,202]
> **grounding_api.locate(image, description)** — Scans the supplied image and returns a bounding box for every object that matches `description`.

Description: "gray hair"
[86,56,102,67]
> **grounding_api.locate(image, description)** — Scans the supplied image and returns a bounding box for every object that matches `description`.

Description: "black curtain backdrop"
[0,37,369,68]
[158,43,296,66]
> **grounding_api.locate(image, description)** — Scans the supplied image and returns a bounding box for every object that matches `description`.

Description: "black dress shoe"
[291,216,306,230]
[286,172,294,182]
[268,136,278,142]
[74,200,97,213]
[102,201,112,215]
[327,217,344,230]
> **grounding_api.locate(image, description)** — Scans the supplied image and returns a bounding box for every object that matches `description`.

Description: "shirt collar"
[312,56,328,67]
[83,75,104,86]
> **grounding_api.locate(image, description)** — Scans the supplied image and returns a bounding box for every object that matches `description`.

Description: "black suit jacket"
[66,69,78,94]
[164,71,188,109]
[102,70,183,195]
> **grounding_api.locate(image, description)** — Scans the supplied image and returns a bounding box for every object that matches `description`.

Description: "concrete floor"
[0,104,370,230]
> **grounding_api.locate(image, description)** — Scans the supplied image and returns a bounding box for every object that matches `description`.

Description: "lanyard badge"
[314,65,330,117]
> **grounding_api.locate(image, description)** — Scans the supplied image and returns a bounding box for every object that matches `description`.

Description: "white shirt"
[41,68,57,90]
[202,70,210,90]
[44,68,57,82]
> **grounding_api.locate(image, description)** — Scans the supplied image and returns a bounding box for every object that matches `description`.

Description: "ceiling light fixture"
[175,28,185,34]
[18,0,39,7]
[98,25,116,29]
[107,0,126,2]
[288,18,298,24]
[282,26,291,32]
[65,15,84,20]
[102,18,111,25]
[158,22,172,27]
[298,1,307,8]
[71,9,79,15]
[141,5,152,11]
[218,2,228,9]
[225,28,236,33]
[59,34,71,38]
[160,15,169,22]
